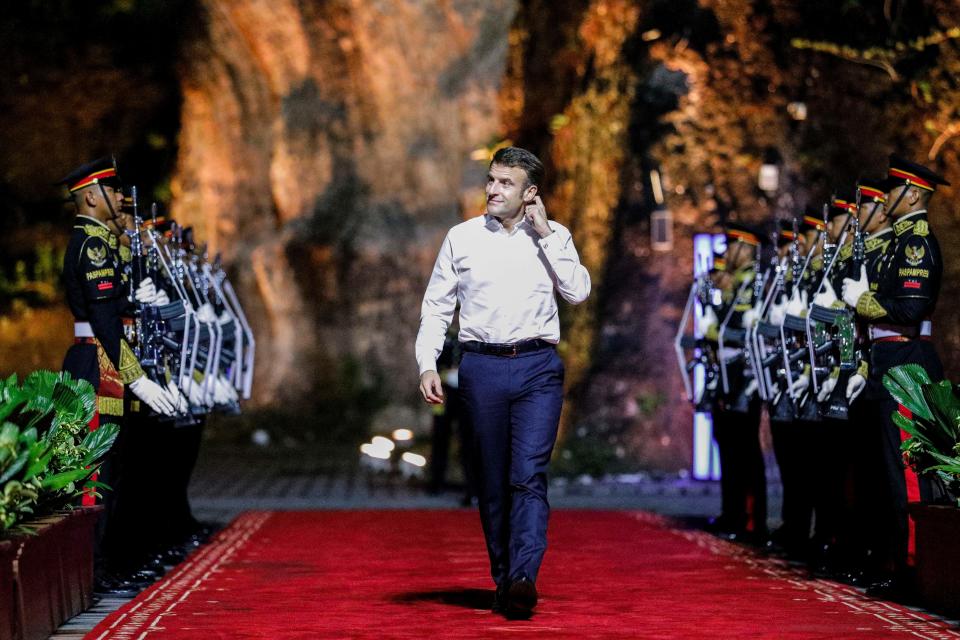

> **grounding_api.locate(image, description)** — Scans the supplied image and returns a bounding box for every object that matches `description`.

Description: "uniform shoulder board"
[82,223,118,249]
[865,236,888,253]
[894,218,915,236]
[839,244,853,260]
[913,219,930,237]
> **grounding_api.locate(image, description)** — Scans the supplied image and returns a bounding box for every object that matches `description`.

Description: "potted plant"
[0,371,118,640]
[883,364,960,616]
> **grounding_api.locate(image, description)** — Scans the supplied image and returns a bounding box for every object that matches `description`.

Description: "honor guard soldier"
[58,156,181,594]
[702,222,767,543]
[841,154,949,596]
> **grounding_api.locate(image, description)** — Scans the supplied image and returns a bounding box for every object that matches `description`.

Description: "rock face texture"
[171,1,518,411]
[6,0,960,472]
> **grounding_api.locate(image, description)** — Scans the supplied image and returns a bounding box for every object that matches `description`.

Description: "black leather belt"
[460,339,554,357]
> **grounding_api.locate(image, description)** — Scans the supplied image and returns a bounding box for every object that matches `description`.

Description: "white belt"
[868,320,932,341]
[74,322,94,338]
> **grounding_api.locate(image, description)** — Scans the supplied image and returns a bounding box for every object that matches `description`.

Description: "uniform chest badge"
[905,244,926,267]
[86,245,108,267]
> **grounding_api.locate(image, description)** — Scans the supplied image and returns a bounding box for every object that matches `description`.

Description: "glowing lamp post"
[758,148,781,197]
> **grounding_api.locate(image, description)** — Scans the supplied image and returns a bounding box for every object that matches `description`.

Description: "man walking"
[415,147,590,618]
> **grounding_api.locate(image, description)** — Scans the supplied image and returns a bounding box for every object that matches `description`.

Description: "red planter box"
[910,503,960,617]
[2,506,102,640]
[0,540,17,640]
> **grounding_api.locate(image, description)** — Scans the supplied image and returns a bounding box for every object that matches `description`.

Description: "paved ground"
[51,443,781,638]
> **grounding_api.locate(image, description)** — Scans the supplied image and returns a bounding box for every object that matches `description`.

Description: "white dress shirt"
[415,214,591,375]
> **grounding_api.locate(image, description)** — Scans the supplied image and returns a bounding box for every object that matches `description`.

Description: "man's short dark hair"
[490,147,544,188]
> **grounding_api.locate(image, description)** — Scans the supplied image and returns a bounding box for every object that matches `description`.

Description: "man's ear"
[523,184,538,204]
[83,188,98,208]
[908,186,921,206]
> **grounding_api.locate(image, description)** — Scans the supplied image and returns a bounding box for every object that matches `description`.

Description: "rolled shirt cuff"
[417,358,438,377]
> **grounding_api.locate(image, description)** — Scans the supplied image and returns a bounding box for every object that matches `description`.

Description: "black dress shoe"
[505,576,537,619]
[94,573,150,597]
[492,581,508,613]
[866,576,916,603]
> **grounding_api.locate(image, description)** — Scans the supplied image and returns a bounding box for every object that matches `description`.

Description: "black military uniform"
[767,218,813,555]
[708,223,767,541]
[59,157,150,592]
[846,155,948,587]
[61,158,146,408]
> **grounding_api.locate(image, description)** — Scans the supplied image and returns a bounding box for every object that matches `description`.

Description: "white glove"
[130,375,176,416]
[217,311,233,326]
[165,379,189,414]
[785,289,808,317]
[770,382,782,405]
[768,295,787,326]
[700,306,719,337]
[134,278,158,304]
[790,373,810,396]
[153,290,170,306]
[817,371,839,402]
[842,265,869,309]
[744,378,758,399]
[812,281,838,308]
[197,303,217,323]
[213,375,238,404]
[742,307,759,329]
[179,374,205,406]
[846,373,867,403]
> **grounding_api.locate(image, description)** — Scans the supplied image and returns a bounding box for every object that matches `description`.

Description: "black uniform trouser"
[712,397,766,534]
[770,416,814,548]
[869,340,943,574]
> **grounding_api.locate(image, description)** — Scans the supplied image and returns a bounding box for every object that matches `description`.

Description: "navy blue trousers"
[457,347,564,586]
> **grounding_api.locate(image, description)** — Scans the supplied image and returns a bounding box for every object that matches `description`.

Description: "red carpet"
[87,511,959,639]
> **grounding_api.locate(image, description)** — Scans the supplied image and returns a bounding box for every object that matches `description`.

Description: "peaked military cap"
[710,251,727,273]
[725,222,763,247]
[777,218,800,247]
[856,177,889,203]
[827,188,856,221]
[58,156,121,193]
[887,154,950,191]
[800,205,826,232]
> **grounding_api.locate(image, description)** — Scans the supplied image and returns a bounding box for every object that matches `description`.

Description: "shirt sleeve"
[415,233,458,375]
[538,225,591,304]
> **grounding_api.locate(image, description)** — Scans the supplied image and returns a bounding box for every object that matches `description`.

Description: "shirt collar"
[75,214,109,230]
[866,227,893,240]
[484,213,529,235]
[898,209,927,223]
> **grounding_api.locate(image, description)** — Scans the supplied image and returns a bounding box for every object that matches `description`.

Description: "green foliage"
[0,370,118,533]
[883,365,960,502]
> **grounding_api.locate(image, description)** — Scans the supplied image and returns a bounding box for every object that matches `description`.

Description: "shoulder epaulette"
[913,219,930,237]
[865,236,890,253]
[838,244,853,260]
[76,223,119,249]
[894,218,915,236]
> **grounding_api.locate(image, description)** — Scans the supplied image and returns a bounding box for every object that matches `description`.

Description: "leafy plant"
[0,370,119,532]
[883,364,960,503]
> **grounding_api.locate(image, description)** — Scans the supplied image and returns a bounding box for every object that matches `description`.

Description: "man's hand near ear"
[524,196,553,238]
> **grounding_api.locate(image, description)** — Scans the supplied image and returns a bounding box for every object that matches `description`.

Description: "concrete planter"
[910,502,960,617]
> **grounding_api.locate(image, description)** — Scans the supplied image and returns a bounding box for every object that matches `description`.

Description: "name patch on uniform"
[96,281,113,291]
[905,244,926,267]
[898,267,929,278]
[86,245,108,267]
[904,280,922,290]
[85,268,115,280]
